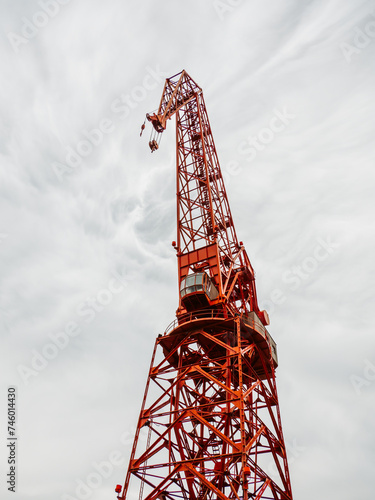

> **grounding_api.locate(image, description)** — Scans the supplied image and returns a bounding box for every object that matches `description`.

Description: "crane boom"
[146,70,268,324]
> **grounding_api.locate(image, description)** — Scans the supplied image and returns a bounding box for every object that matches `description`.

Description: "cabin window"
[180,273,218,300]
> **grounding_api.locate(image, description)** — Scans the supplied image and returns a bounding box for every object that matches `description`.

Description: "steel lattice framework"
[117,71,293,500]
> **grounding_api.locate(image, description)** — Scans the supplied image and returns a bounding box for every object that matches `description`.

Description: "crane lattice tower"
[116,70,293,500]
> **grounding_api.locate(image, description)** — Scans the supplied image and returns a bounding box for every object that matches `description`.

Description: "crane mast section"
[176,95,237,262]
[147,70,262,318]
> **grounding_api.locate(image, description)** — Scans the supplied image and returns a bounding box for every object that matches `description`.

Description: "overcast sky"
[1,0,375,499]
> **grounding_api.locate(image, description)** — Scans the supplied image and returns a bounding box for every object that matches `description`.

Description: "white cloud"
[1,1,375,499]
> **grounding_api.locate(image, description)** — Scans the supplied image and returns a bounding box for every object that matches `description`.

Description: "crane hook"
[149,140,159,152]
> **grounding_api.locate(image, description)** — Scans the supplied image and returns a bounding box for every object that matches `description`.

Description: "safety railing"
[164,309,230,335]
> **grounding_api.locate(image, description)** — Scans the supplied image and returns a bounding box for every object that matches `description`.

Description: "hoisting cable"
[149,127,161,153]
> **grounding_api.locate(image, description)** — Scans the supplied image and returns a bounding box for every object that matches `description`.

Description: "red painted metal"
[118,71,293,500]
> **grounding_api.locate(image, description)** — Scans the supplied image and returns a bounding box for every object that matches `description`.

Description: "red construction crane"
[116,70,293,500]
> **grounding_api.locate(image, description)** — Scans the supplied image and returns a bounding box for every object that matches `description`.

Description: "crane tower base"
[121,313,292,500]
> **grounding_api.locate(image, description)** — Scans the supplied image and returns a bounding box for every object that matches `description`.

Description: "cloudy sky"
[1,0,375,499]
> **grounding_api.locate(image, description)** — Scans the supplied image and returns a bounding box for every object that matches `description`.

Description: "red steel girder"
[119,317,293,500]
